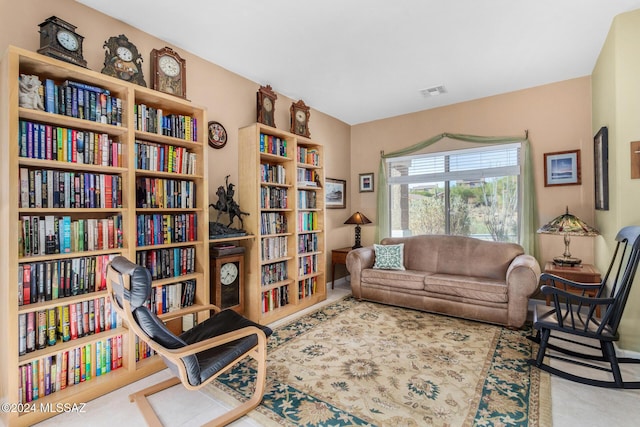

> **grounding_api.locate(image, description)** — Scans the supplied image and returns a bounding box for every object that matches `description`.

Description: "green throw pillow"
[373,243,405,270]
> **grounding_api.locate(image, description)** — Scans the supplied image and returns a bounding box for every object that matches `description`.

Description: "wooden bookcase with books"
[238,123,325,325]
[0,46,208,427]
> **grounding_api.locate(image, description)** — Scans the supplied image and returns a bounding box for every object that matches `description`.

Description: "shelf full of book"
[238,123,325,325]
[0,46,208,427]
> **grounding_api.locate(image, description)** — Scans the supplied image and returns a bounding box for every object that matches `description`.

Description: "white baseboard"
[615,344,640,359]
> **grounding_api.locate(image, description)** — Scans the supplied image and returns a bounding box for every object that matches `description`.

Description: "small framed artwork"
[325,178,346,209]
[359,173,374,192]
[594,126,609,210]
[543,150,581,187]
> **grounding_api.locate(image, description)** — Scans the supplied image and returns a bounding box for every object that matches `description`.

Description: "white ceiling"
[77,0,640,125]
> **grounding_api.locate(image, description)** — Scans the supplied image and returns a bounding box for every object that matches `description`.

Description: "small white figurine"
[18,74,44,110]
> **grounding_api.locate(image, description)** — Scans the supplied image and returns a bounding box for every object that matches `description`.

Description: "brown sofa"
[346,235,541,328]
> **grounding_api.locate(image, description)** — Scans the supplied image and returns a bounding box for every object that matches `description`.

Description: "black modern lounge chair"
[106,256,272,426]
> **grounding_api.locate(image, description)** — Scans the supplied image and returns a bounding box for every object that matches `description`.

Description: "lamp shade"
[344,212,372,225]
[344,212,372,249]
[537,206,599,266]
[537,207,599,236]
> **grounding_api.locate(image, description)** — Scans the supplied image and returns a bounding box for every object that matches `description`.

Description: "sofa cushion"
[373,243,405,270]
[424,273,508,303]
[361,268,427,290]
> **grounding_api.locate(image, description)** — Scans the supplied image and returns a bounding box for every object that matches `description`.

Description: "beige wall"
[4,1,637,343]
[351,77,595,267]
[0,0,352,278]
[592,9,640,352]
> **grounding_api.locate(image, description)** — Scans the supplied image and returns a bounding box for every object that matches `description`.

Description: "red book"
[108,218,114,249]
[94,298,101,333]
[71,129,77,163]
[97,220,104,249]
[104,176,112,208]
[22,264,31,305]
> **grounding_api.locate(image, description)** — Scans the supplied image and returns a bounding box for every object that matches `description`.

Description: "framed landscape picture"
[594,127,609,210]
[325,178,346,209]
[359,172,374,192]
[543,150,581,187]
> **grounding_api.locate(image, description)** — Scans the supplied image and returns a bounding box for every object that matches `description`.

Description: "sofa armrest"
[505,254,541,328]
[346,247,375,299]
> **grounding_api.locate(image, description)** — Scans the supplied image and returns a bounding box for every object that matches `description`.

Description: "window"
[386,143,521,242]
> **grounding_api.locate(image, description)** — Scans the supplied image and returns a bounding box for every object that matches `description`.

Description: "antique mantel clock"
[257,84,277,128]
[151,46,187,98]
[290,99,311,138]
[38,16,87,68]
[211,252,244,313]
[101,34,146,86]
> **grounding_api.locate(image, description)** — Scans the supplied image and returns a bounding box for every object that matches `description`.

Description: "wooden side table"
[543,262,602,316]
[331,247,353,289]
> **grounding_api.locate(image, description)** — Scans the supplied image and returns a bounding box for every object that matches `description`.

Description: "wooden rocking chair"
[528,225,640,388]
[106,256,272,426]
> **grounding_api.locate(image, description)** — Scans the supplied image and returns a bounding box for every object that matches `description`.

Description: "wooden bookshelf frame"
[238,123,326,325]
[0,46,208,426]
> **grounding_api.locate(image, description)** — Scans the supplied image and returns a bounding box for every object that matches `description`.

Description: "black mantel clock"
[211,253,245,314]
[38,16,87,68]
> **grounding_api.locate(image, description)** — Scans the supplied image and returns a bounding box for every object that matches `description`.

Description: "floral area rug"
[205,297,551,426]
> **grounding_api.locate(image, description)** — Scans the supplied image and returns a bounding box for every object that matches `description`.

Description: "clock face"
[296,109,306,123]
[57,30,79,52]
[263,97,273,112]
[116,46,133,61]
[220,262,238,285]
[159,55,180,77]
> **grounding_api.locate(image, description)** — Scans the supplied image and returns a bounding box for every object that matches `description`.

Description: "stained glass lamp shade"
[537,206,600,266]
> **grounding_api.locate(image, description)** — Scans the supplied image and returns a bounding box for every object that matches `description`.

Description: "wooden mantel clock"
[211,253,244,313]
[37,16,87,68]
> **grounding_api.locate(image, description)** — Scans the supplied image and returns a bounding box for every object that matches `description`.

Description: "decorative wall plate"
[208,121,228,149]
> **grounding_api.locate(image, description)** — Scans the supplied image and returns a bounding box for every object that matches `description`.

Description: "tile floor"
[32,280,640,427]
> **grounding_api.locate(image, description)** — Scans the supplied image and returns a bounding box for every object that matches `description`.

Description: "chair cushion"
[109,256,152,309]
[180,309,273,385]
[133,307,201,386]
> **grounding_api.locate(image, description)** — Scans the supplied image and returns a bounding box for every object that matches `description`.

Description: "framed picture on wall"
[359,172,374,192]
[594,126,609,210]
[325,178,346,209]
[543,150,581,187]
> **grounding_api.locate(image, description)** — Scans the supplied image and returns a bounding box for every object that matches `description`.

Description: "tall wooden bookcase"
[0,46,208,426]
[238,123,326,325]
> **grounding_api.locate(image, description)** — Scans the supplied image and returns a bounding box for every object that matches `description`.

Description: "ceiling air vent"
[420,85,447,97]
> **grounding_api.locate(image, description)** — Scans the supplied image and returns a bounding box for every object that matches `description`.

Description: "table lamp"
[537,206,599,266]
[344,211,372,249]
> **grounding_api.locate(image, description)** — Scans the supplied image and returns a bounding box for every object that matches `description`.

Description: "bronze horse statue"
[209,176,249,229]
